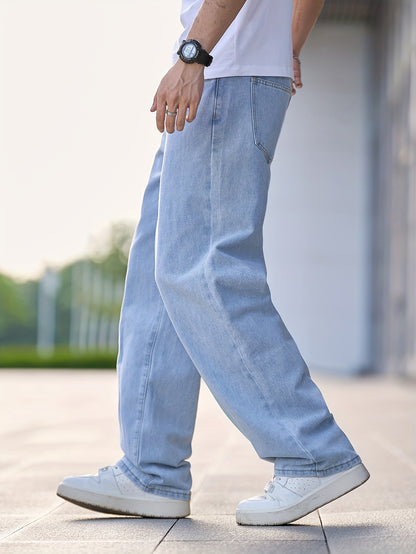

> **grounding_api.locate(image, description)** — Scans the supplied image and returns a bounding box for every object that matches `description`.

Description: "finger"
[186,101,198,123]
[176,104,187,132]
[165,108,177,134]
[294,67,303,88]
[156,100,167,133]
[293,75,303,89]
[150,94,157,112]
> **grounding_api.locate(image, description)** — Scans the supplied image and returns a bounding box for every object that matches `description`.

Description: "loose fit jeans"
[117,76,361,501]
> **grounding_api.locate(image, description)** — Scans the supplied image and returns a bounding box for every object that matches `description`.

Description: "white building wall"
[372,0,416,378]
[264,23,373,374]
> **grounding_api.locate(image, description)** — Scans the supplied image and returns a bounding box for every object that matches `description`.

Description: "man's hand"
[291,0,324,96]
[150,61,205,134]
[291,57,303,96]
[150,0,248,133]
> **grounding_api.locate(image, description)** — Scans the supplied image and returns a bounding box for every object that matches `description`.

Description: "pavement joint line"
[0,502,65,542]
[0,539,337,545]
[317,510,330,554]
[1,540,178,544]
[370,433,416,473]
[152,518,180,552]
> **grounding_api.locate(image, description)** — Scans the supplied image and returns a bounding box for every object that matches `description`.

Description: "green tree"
[89,221,133,280]
[0,221,134,350]
[0,274,37,345]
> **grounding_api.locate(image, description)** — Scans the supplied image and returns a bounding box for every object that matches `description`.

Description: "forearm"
[292,0,325,56]
[186,0,247,52]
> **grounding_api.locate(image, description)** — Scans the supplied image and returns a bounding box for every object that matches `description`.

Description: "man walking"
[57,0,369,525]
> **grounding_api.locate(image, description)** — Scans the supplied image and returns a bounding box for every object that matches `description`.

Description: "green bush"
[0,346,117,369]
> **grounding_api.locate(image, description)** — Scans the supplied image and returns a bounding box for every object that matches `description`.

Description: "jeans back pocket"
[251,76,292,164]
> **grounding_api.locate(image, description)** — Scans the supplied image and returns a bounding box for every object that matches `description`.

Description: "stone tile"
[193,474,269,494]
[327,536,416,554]
[321,508,416,552]
[0,516,35,540]
[157,540,328,553]
[191,491,248,516]
[0,541,155,553]
[6,504,175,544]
[0,482,63,516]
[319,466,416,512]
[1,371,415,552]
[165,514,324,542]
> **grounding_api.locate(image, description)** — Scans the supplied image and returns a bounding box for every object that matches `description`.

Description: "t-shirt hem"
[203,64,294,80]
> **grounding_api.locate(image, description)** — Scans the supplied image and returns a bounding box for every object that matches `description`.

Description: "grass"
[0,346,117,369]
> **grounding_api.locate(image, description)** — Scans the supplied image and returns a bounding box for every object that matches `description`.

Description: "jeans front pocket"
[251,76,292,164]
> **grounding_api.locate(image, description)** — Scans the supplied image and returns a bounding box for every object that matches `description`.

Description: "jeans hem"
[118,458,191,501]
[274,455,362,478]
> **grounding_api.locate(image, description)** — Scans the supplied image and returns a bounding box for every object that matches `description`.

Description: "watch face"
[182,42,197,59]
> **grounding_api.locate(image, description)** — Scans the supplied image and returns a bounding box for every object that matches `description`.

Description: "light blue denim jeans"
[117,76,361,501]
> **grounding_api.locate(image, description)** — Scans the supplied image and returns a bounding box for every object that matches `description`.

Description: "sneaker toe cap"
[58,473,120,496]
[237,495,274,511]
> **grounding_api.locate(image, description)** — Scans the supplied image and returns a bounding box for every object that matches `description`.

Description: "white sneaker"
[236,462,370,525]
[56,465,190,518]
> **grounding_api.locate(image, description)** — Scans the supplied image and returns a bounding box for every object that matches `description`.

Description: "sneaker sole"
[57,483,190,518]
[236,462,370,526]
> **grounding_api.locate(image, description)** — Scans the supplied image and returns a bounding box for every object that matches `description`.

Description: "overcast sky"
[0,0,182,280]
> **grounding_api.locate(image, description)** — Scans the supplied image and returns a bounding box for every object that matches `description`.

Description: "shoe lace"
[264,478,277,498]
[263,476,286,499]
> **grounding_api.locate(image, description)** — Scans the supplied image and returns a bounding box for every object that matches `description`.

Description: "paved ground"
[0,369,415,553]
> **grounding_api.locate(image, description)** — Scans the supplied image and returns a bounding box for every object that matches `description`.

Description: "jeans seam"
[275,455,362,477]
[133,301,164,466]
[251,77,292,165]
[252,76,292,94]
[213,78,219,119]
[251,78,272,164]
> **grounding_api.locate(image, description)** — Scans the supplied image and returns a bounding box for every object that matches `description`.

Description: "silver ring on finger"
[166,109,178,117]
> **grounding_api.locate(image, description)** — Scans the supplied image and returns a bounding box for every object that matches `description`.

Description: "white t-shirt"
[173,0,294,80]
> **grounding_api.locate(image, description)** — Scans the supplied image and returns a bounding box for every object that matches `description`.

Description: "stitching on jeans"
[213,78,219,119]
[133,301,164,466]
[250,78,266,161]
[275,456,362,477]
[251,79,272,164]
[211,78,222,240]
[252,76,292,94]
[251,77,291,165]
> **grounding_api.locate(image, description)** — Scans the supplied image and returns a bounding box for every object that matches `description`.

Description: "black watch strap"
[196,48,213,67]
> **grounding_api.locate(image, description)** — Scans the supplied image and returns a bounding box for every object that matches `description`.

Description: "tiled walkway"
[0,370,415,553]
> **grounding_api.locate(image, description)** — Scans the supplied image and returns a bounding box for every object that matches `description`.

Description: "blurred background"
[0,0,415,377]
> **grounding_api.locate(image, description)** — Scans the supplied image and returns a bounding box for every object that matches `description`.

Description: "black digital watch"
[177,39,213,67]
